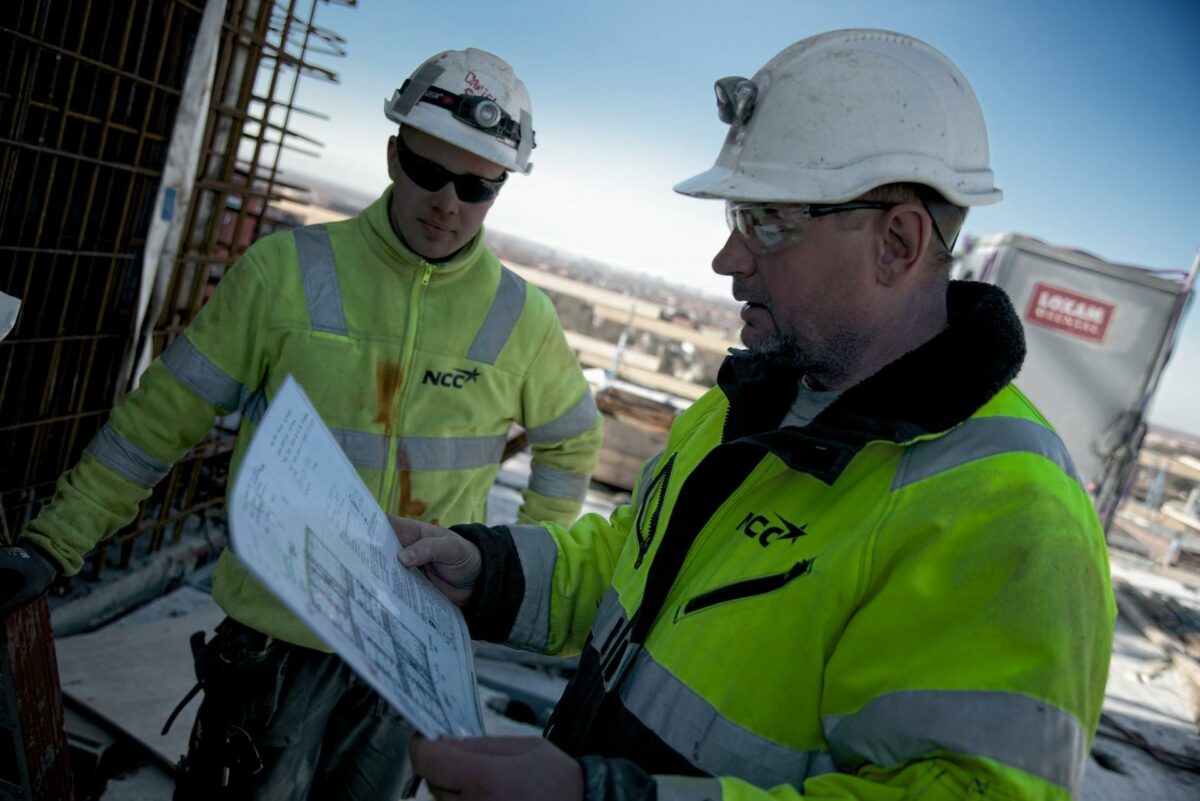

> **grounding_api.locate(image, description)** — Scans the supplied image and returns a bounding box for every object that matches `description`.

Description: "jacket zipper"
[674,558,814,621]
[633,453,675,569]
[383,262,434,513]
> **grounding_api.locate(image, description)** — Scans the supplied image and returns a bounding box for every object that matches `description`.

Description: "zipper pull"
[421,263,434,286]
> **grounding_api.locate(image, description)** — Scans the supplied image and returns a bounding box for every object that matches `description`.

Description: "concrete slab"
[1083,560,1200,799]
[55,588,225,772]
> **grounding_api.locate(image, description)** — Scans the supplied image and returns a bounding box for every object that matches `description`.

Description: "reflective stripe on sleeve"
[506,524,558,651]
[293,225,349,336]
[85,423,171,487]
[655,776,723,801]
[528,463,590,501]
[160,336,247,413]
[398,435,507,470]
[526,388,599,444]
[617,647,836,788]
[822,689,1088,795]
[466,267,526,365]
[892,416,1081,491]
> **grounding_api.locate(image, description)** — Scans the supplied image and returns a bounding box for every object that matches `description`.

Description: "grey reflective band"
[85,423,171,487]
[516,108,534,170]
[395,63,444,115]
[526,389,599,444]
[892,415,1081,491]
[590,587,628,647]
[655,776,723,801]
[315,430,511,471]
[293,226,349,336]
[823,689,1088,795]
[244,388,267,426]
[618,647,836,788]
[398,434,507,470]
[506,524,558,651]
[528,463,589,501]
[333,428,390,470]
[160,336,247,413]
[466,268,526,365]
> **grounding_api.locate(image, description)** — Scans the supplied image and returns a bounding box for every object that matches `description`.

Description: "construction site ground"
[47,454,1200,799]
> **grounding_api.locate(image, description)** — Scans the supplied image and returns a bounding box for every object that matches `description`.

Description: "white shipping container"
[953,233,1195,527]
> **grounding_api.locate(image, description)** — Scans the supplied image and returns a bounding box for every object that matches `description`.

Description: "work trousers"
[173,617,415,800]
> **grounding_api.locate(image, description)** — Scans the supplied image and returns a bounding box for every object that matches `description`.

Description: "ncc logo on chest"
[422,367,481,389]
[736,511,807,547]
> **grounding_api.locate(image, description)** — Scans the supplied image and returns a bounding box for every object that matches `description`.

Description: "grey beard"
[744,328,860,387]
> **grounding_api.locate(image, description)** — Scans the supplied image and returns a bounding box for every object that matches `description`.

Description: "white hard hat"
[674,30,1002,207]
[385,48,535,174]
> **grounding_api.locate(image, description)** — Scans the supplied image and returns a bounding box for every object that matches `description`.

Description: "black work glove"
[0,544,60,615]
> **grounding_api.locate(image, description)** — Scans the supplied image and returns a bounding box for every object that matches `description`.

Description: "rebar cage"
[1,0,351,579]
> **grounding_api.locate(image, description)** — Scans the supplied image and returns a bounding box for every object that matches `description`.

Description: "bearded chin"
[745,331,810,371]
[745,330,856,386]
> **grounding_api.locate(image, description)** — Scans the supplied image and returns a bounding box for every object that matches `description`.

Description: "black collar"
[717,281,1026,483]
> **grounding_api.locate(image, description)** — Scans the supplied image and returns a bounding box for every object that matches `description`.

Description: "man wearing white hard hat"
[3,48,602,799]
[395,30,1114,801]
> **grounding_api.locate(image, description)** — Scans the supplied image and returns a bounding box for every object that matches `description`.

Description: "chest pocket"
[674,558,815,622]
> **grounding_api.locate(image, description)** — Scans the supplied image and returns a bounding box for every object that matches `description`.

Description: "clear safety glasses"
[726,200,897,255]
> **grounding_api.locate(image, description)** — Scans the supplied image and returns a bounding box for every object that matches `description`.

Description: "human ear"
[876,205,931,287]
[387,136,399,182]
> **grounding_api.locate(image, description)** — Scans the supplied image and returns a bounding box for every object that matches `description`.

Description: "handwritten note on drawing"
[228,375,484,737]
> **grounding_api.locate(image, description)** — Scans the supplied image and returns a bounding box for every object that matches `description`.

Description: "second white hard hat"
[674,29,1002,207]
[385,48,535,174]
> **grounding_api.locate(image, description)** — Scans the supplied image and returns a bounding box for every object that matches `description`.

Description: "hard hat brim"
[673,164,1003,207]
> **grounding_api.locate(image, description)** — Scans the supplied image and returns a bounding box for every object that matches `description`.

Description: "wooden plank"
[1138,451,1200,483]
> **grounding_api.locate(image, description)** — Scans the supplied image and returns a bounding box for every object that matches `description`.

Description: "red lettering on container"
[1023,283,1116,343]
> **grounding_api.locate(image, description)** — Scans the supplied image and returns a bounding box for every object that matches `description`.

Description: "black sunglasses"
[395,137,507,203]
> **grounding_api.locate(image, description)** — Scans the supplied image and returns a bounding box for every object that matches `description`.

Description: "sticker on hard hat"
[1024,283,1115,343]
[463,71,497,101]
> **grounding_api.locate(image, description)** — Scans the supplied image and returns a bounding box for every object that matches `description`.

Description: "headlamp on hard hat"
[394,80,535,151]
[714,76,758,125]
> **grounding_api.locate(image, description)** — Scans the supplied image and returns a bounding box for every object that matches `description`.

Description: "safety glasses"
[395,137,507,203]
[726,200,896,255]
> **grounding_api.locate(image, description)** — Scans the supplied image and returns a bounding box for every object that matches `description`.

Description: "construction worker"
[0,48,602,798]
[393,30,1115,801]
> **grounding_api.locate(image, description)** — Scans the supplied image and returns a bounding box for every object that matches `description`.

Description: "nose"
[712,231,755,277]
[429,181,460,215]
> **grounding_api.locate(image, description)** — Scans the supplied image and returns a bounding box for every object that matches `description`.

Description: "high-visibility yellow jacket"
[456,282,1114,800]
[25,188,602,650]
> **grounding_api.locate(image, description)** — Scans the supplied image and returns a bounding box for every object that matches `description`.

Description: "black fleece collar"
[717,281,1026,483]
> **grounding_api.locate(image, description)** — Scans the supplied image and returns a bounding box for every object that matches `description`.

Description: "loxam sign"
[1024,283,1116,344]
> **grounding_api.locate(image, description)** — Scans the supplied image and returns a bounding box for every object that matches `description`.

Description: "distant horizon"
[275,1,1200,435]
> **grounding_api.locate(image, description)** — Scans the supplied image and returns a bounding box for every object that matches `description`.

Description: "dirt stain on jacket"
[375,361,403,438]
[396,448,428,519]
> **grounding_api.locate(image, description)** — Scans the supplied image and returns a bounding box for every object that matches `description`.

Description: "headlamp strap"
[396,78,533,152]
[394,63,444,115]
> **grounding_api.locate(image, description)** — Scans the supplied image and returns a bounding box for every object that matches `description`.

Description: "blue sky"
[278,0,1200,435]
